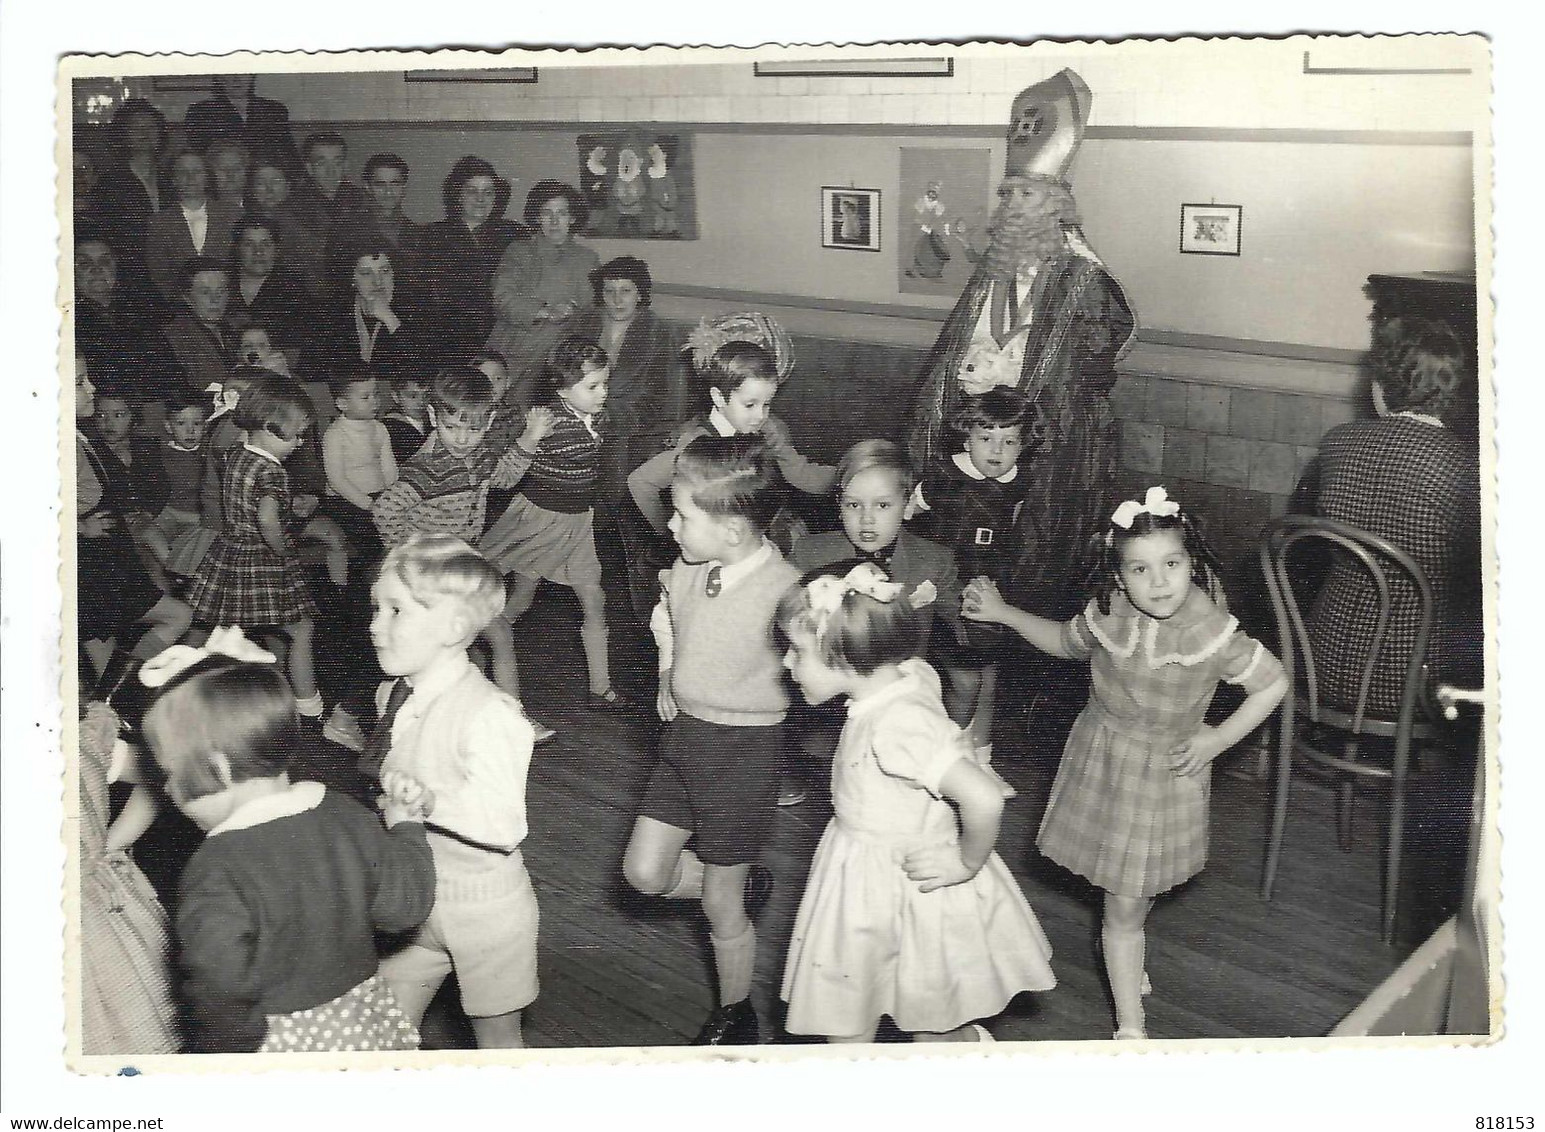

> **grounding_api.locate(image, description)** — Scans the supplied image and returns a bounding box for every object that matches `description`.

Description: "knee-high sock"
[661,849,705,900]
[711,923,757,1006]
[1102,922,1147,1036]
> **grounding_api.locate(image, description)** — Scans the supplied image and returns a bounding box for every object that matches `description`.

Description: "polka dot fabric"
[259,974,420,1052]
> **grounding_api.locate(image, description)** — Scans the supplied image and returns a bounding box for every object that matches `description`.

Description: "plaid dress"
[1305,415,1481,717]
[187,445,319,627]
[1037,588,1284,898]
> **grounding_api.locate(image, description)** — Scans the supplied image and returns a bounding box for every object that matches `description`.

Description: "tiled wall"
[1109,372,1363,575]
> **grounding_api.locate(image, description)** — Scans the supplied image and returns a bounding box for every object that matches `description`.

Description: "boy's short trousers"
[378,849,540,1019]
[639,713,780,866]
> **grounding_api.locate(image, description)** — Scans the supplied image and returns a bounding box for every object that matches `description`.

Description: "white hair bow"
[804,564,936,642]
[1110,485,1180,530]
[138,626,277,689]
[206,382,241,422]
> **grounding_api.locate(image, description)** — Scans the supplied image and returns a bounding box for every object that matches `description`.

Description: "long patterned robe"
[908,249,1136,620]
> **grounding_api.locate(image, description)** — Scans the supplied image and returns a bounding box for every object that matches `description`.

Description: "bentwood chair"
[1258,515,1438,944]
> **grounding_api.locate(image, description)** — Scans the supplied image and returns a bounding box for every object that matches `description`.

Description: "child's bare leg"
[828,1023,880,1044]
[702,861,755,1006]
[968,663,998,750]
[482,619,521,698]
[942,663,982,731]
[574,581,612,696]
[141,527,172,568]
[622,816,697,897]
[130,596,193,658]
[303,517,350,586]
[470,1010,525,1049]
[502,574,539,623]
[914,1025,985,1042]
[284,617,321,710]
[1103,891,1154,1038]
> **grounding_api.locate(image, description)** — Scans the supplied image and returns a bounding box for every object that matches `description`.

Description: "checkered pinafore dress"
[186,446,319,627]
[1037,589,1284,898]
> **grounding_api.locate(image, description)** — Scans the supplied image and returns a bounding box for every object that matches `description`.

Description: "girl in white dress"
[776,562,1055,1042]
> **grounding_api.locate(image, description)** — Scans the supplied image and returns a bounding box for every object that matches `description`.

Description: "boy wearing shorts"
[622,434,797,1045]
[370,533,540,1048]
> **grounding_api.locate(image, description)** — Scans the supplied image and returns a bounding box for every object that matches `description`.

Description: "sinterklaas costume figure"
[908,69,1137,624]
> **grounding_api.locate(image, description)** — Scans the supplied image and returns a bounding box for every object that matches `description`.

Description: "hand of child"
[902,844,980,893]
[656,680,678,723]
[961,577,1009,624]
[519,406,557,451]
[292,494,319,518]
[1169,726,1227,776]
[379,769,436,826]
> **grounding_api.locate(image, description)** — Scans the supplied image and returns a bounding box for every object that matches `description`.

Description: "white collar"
[951,450,1019,484]
[708,407,738,437]
[209,780,324,837]
[402,652,475,710]
[845,658,930,720]
[167,440,201,453]
[242,441,283,466]
[714,539,775,591]
[558,399,600,439]
[1394,410,1445,429]
[180,200,208,216]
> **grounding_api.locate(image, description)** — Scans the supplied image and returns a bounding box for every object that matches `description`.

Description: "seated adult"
[73,226,182,422]
[485,179,599,407]
[246,152,325,296]
[326,152,426,311]
[568,255,682,504]
[181,73,299,173]
[420,155,524,366]
[1293,317,1482,718]
[308,240,424,386]
[224,213,309,360]
[145,147,238,302]
[164,255,235,394]
[207,137,251,213]
[90,98,171,280]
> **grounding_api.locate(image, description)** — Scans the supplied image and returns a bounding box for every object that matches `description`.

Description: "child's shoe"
[692,999,760,1046]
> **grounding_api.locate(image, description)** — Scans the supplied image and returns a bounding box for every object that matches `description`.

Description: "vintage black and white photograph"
[822,186,880,251]
[44,30,1500,1086]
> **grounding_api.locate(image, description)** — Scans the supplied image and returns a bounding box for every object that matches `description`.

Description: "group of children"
[79,307,1289,1056]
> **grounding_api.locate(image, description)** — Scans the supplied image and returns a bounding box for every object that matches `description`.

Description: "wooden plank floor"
[385,583,1477,1050]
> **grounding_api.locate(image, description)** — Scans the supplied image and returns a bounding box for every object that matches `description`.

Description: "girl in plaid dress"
[185,375,325,718]
[963,487,1287,1040]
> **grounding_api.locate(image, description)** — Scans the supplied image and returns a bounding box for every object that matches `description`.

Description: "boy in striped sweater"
[364,365,554,743]
[622,433,799,1046]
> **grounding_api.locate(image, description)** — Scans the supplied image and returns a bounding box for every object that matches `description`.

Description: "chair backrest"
[1258,514,1435,739]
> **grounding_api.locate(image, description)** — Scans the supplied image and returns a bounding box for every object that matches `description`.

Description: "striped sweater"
[372,435,501,547]
[503,401,605,515]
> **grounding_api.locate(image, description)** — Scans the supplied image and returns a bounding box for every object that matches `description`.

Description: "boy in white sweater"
[323,368,397,559]
[622,434,799,1046]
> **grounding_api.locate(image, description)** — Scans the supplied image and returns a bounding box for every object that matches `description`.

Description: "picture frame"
[822,186,881,252]
[755,57,953,78]
[404,67,538,83]
[1179,203,1243,256]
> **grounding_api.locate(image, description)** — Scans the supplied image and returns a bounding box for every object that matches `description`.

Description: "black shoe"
[692,999,760,1046]
[743,863,775,919]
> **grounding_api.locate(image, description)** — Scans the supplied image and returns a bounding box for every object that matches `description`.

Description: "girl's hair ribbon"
[139,626,277,689]
[1110,485,1181,530]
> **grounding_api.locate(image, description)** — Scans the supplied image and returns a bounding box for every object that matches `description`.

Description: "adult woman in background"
[225,213,310,361]
[90,98,171,285]
[484,180,599,412]
[569,255,682,505]
[421,155,523,366]
[1294,316,1482,718]
[310,240,425,387]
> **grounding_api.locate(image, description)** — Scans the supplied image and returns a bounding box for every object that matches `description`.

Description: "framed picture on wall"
[1179,203,1243,256]
[822,187,881,252]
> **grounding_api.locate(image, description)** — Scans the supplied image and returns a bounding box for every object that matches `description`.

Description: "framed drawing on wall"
[1180,203,1243,256]
[576,131,697,239]
[822,187,881,252]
